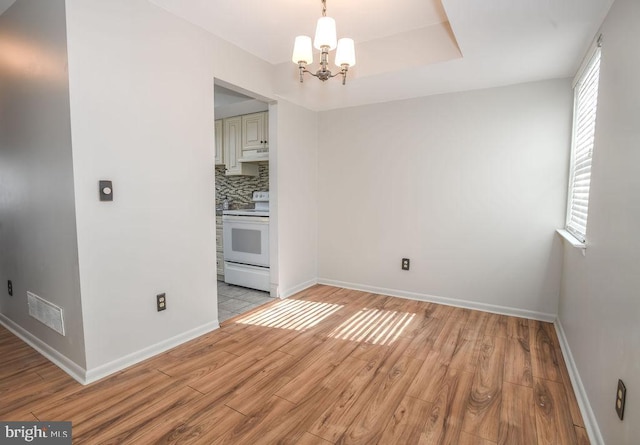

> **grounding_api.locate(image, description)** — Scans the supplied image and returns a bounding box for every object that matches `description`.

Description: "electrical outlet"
[616,379,626,420]
[401,258,410,271]
[7,280,13,296]
[157,293,166,312]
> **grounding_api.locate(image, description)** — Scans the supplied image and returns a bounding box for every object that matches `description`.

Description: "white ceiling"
[214,84,268,119]
[3,0,615,111]
[151,0,450,65]
[214,84,253,107]
[150,0,614,110]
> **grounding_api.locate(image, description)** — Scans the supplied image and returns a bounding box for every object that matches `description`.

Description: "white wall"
[64,0,318,373]
[273,101,318,297]
[0,0,86,368]
[66,0,218,372]
[214,99,268,120]
[318,79,572,318]
[558,0,640,443]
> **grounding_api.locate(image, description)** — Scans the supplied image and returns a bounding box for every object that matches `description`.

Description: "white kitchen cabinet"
[223,116,258,176]
[241,112,268,159]
[214,119,223,165]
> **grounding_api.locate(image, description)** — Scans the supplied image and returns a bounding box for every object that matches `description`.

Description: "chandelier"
[291,0,356,85]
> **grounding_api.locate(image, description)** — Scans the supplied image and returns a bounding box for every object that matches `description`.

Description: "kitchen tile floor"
[217,281,275,323]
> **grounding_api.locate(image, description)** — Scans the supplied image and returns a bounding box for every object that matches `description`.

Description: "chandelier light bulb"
[314,16,337,50]
[292,35,313,64]
[335,38,356,67]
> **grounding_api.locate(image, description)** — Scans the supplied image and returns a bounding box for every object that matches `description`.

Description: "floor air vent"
[27,291,65,336]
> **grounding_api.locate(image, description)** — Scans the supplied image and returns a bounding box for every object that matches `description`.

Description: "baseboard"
[84,320,220,384]
[317,278,557,322]
[554,319,604,445]
[1,313,222,385]
[0,313,87,384]
[279,278,318,299]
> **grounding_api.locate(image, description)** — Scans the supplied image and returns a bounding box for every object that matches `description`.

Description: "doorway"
[213,79,277,323]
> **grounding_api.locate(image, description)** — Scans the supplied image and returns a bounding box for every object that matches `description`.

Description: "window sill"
[556,229,586,249]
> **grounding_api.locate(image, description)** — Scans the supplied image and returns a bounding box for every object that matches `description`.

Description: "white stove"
[222,208,269,217]
[222,191,270,292]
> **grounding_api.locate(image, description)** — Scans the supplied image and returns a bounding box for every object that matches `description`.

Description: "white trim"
[279,278,318,299]
[0,313,87,384]
[566,42,601,243]
[1,313,224,385]
[555,319,604,445]
[317,278,556,322]
[84,320,220,384]
[556,229,587,249]
[572,34,603,87]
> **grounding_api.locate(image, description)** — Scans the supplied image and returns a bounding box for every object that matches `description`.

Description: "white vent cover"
[27,291,65,336]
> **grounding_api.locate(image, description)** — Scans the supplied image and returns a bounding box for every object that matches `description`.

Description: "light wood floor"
[1,285,589,444]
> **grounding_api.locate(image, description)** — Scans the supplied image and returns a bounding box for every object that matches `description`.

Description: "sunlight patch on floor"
[328,308,415,345]
[236,299,342,331]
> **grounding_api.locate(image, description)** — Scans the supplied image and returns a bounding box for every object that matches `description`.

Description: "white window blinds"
[566,42,601,243]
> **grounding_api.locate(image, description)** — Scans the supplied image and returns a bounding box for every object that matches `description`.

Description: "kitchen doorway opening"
[213,78,278,323]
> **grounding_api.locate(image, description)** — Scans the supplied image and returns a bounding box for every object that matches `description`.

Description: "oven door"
[222,215,270,267]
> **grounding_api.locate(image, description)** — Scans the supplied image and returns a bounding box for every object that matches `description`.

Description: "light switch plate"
[99,180,113,201]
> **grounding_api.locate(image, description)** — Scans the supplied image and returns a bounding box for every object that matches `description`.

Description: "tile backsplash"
[215,163,269,208]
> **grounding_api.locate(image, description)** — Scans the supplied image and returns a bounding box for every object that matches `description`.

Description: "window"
[566,38,602,243]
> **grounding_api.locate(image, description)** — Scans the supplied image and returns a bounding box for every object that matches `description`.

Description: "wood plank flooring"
[0,285,587,444]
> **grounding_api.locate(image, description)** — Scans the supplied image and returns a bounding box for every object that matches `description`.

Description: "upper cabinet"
[215,111,267,176]
[223,116,258,176]
[214,119,223,166]
[241,112,269,160]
